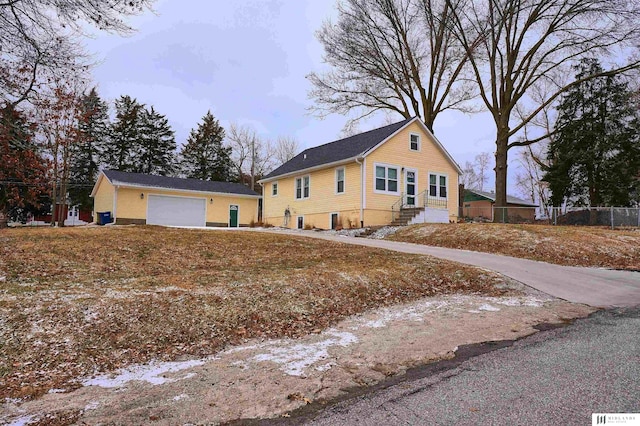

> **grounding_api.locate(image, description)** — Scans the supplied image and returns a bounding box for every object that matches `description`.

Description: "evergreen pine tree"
[105,95,143,172]
[179,111,233,181]
[136,106,177,175]
[68,88,110,210]
[544,59,640,207]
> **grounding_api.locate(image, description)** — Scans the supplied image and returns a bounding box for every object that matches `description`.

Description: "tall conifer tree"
[136,106,177,175]
[179,111,233,181]
[106,95,143,172]
[544,59,640,207]
[69,88,109,210]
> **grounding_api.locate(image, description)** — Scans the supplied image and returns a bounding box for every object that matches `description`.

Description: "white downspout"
[113,185,118,224]
[355,157,364,227]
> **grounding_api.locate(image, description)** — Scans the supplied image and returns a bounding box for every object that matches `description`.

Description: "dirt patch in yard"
[1,226,509,402]
[0,281,595,425]
[389,223,640,270]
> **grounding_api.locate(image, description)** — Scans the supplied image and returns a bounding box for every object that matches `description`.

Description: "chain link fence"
[461,206,640,228]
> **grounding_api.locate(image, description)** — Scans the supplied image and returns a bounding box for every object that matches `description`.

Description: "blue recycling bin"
[97,211,112,225]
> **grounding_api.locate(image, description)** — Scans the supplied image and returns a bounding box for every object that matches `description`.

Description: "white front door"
[405,169,417,207]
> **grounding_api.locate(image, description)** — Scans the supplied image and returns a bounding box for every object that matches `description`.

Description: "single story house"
[463,188,539,222]
[258,117,462,229]
[91,170,261,227]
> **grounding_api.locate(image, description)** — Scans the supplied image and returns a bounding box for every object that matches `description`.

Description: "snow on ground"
[82,358,214,388]
[74,294,549,390]
[250,330,358,376]
[368,226,403,239]
[5,414,36,426]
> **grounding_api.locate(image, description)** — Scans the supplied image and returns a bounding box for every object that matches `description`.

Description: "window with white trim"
[410,133,420,151]
[297,216,304,229]
[375,165,399,194]
[429,173,448,198]
[272,182,278,196]
[336,167,345,194]
[295,175,310,199]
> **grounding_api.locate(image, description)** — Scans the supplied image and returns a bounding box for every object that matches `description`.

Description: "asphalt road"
[303,307,640,426]
[259,230,640,308]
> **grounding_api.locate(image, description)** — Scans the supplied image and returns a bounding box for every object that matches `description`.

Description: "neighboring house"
[463,188,539,222]
[258,117,462,229]
[32,201,92,226]
[91,170,260,227]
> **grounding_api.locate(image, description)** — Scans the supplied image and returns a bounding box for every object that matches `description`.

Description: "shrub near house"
[259,117,462,229]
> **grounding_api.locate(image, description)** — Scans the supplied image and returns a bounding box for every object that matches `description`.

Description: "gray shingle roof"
[102,170,259,196]
[262,117,415,180]
[465,188,539,207]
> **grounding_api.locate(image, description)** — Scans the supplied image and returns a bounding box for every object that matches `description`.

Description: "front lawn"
[0,226,508,400]
[388,223,640,270]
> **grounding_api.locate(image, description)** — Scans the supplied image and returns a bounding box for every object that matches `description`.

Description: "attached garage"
[91,170,261,227]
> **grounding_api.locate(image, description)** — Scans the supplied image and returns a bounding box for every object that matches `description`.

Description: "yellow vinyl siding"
[93,179,259,226]
[261,119,460,227]
[364,121,459,221]
[263,162,362,228]
[92,177,115,222]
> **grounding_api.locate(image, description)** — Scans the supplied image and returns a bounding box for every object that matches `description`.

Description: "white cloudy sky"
[85,0,515,191]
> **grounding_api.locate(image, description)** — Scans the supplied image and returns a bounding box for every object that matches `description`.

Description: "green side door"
[229,205,239,227]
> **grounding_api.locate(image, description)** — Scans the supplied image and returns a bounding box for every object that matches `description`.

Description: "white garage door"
[147,195,206,227]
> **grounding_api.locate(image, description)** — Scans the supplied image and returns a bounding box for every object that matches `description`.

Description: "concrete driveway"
[257,230,640,308]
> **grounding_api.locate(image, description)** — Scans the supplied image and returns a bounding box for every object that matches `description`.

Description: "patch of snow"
[84,401,100,411]
[82,358,212,388]
[172,394,189,401]
[315,362,336,372]
[478,304,500,312]
[355,300,448,329]
[5,415,36,426]
[251,330,358,377]
[494,297,544,307]
[368,226,403,239]
[468,310,481,313]
[47,388,66,394]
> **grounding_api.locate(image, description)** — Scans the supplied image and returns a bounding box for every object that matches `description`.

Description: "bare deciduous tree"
[446,0,640,210]
[227,123,275,190]
[36,77,85,226]
[0,0,154,107]
[308,0,476,132]
[514,144,550,217]
[273,136,300,167]
[460,152,492,190]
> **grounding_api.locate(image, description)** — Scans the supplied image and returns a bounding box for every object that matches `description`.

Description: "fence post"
[610,206,614,230]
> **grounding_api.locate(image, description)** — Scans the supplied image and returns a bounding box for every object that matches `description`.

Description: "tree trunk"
[0,208,8,229]
[493,126,509,222]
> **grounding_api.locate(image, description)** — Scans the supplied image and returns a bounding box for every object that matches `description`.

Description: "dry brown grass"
[0,226,507,400]
[389,223,640,270]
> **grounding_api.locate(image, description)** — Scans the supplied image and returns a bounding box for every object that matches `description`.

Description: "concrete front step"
[390,207,426,226]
